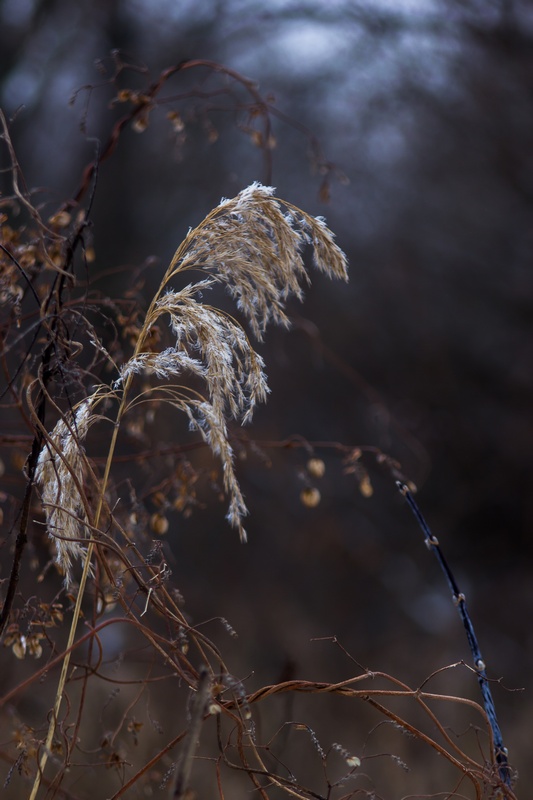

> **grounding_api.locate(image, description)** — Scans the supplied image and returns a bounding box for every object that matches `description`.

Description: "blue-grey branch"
[396,481,511,788]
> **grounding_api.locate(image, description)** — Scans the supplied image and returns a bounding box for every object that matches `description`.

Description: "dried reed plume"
[35,398,96,583]
[36,183,348,581]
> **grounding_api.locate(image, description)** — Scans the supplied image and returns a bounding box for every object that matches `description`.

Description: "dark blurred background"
[1,0,532,796]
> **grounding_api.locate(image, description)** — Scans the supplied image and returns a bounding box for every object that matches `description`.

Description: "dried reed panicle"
[118,184,347,541]
[35,399,96,583]
[119,184,347,542]
[38,184,348,563]
[166,183,349,339]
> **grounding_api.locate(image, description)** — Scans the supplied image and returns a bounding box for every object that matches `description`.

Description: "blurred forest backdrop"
[1,0,532,796]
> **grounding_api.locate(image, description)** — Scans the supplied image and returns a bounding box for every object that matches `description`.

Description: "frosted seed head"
[35,400,96,586]
[117,184,349,546]
[167,183,348,340]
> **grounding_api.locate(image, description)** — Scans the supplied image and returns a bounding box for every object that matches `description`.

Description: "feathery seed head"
[35,399,96,585]
[167,182,348,340]
[38,185,348,565]
[119,184,347,541]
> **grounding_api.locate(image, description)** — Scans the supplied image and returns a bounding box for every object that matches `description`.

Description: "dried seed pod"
[12,636,26,660]
[346,755,361,768]
[359,473,373,498]
[300,487,321,508]
[306,457,325,478]
[150,513,169,535]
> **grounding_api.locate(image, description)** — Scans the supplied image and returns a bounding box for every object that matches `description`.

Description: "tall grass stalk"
[30,183,347,797]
